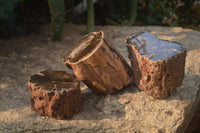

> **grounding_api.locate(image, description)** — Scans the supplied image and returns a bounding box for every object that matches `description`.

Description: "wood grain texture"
[63,31,132,94]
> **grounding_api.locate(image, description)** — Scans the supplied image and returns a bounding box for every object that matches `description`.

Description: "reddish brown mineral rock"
[63,31,132,94]
[126,32,186,99]
[28,70,81,119]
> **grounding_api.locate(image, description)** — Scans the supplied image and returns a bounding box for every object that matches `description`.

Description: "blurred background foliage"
[0,0,200,38]
[48,0,65,40]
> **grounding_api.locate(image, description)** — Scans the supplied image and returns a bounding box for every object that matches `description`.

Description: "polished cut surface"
[30,70,78,91]
[126,32,185,61]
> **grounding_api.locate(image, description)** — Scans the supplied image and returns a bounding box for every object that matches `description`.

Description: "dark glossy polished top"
[126,32,185,61]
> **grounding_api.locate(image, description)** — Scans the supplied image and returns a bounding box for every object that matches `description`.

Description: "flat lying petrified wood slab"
[63,31,132,94]
[28,70,81,119]
[126,32,187,99]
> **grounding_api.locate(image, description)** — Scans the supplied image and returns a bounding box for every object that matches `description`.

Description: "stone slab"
[0,24,200,132]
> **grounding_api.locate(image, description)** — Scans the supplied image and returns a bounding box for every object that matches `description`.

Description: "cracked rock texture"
[0,24,200,132]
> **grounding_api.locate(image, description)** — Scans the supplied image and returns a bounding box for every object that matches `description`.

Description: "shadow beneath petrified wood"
[70,82,139,120]
[164,73,200,133]
[166,74,200,101]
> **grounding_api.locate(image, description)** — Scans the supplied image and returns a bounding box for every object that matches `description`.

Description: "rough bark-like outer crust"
[28,71,81,119]
[63,31,132,94]
[127,45,187,99]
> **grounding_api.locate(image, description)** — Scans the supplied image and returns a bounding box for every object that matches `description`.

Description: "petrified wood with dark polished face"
[63,31,132,94]
[126,32,185,61]
[28,70,81,119]
[126,32,186,99]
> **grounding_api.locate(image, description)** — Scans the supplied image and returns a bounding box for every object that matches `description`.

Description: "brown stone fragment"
[126,32,187,99]
[28,70,81,119]
[63,31,132,94]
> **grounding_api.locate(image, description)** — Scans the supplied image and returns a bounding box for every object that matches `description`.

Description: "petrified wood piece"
[28,70,81,119]
[63,31,132,94]
[126,32,186,99]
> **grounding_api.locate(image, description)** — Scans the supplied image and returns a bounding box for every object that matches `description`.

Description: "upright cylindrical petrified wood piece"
[126,32,187,99]
[28,70,81,119]
[63,31,132,94]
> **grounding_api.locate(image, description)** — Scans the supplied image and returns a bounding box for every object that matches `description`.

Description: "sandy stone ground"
[0,24,200,132]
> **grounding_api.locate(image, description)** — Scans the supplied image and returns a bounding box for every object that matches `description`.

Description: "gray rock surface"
[0,24,200,133]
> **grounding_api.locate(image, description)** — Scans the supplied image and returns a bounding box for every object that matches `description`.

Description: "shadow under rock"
[169,73,200,133]
[166,73,200,102]
[70,90,125,120]
[70,82,139,121]
[23,88,127,121]
[22,80,139,121]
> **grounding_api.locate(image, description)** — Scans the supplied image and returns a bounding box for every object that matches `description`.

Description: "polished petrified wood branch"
[126,32,187,99]
[28,70,81,119]
[63,31,132,94]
